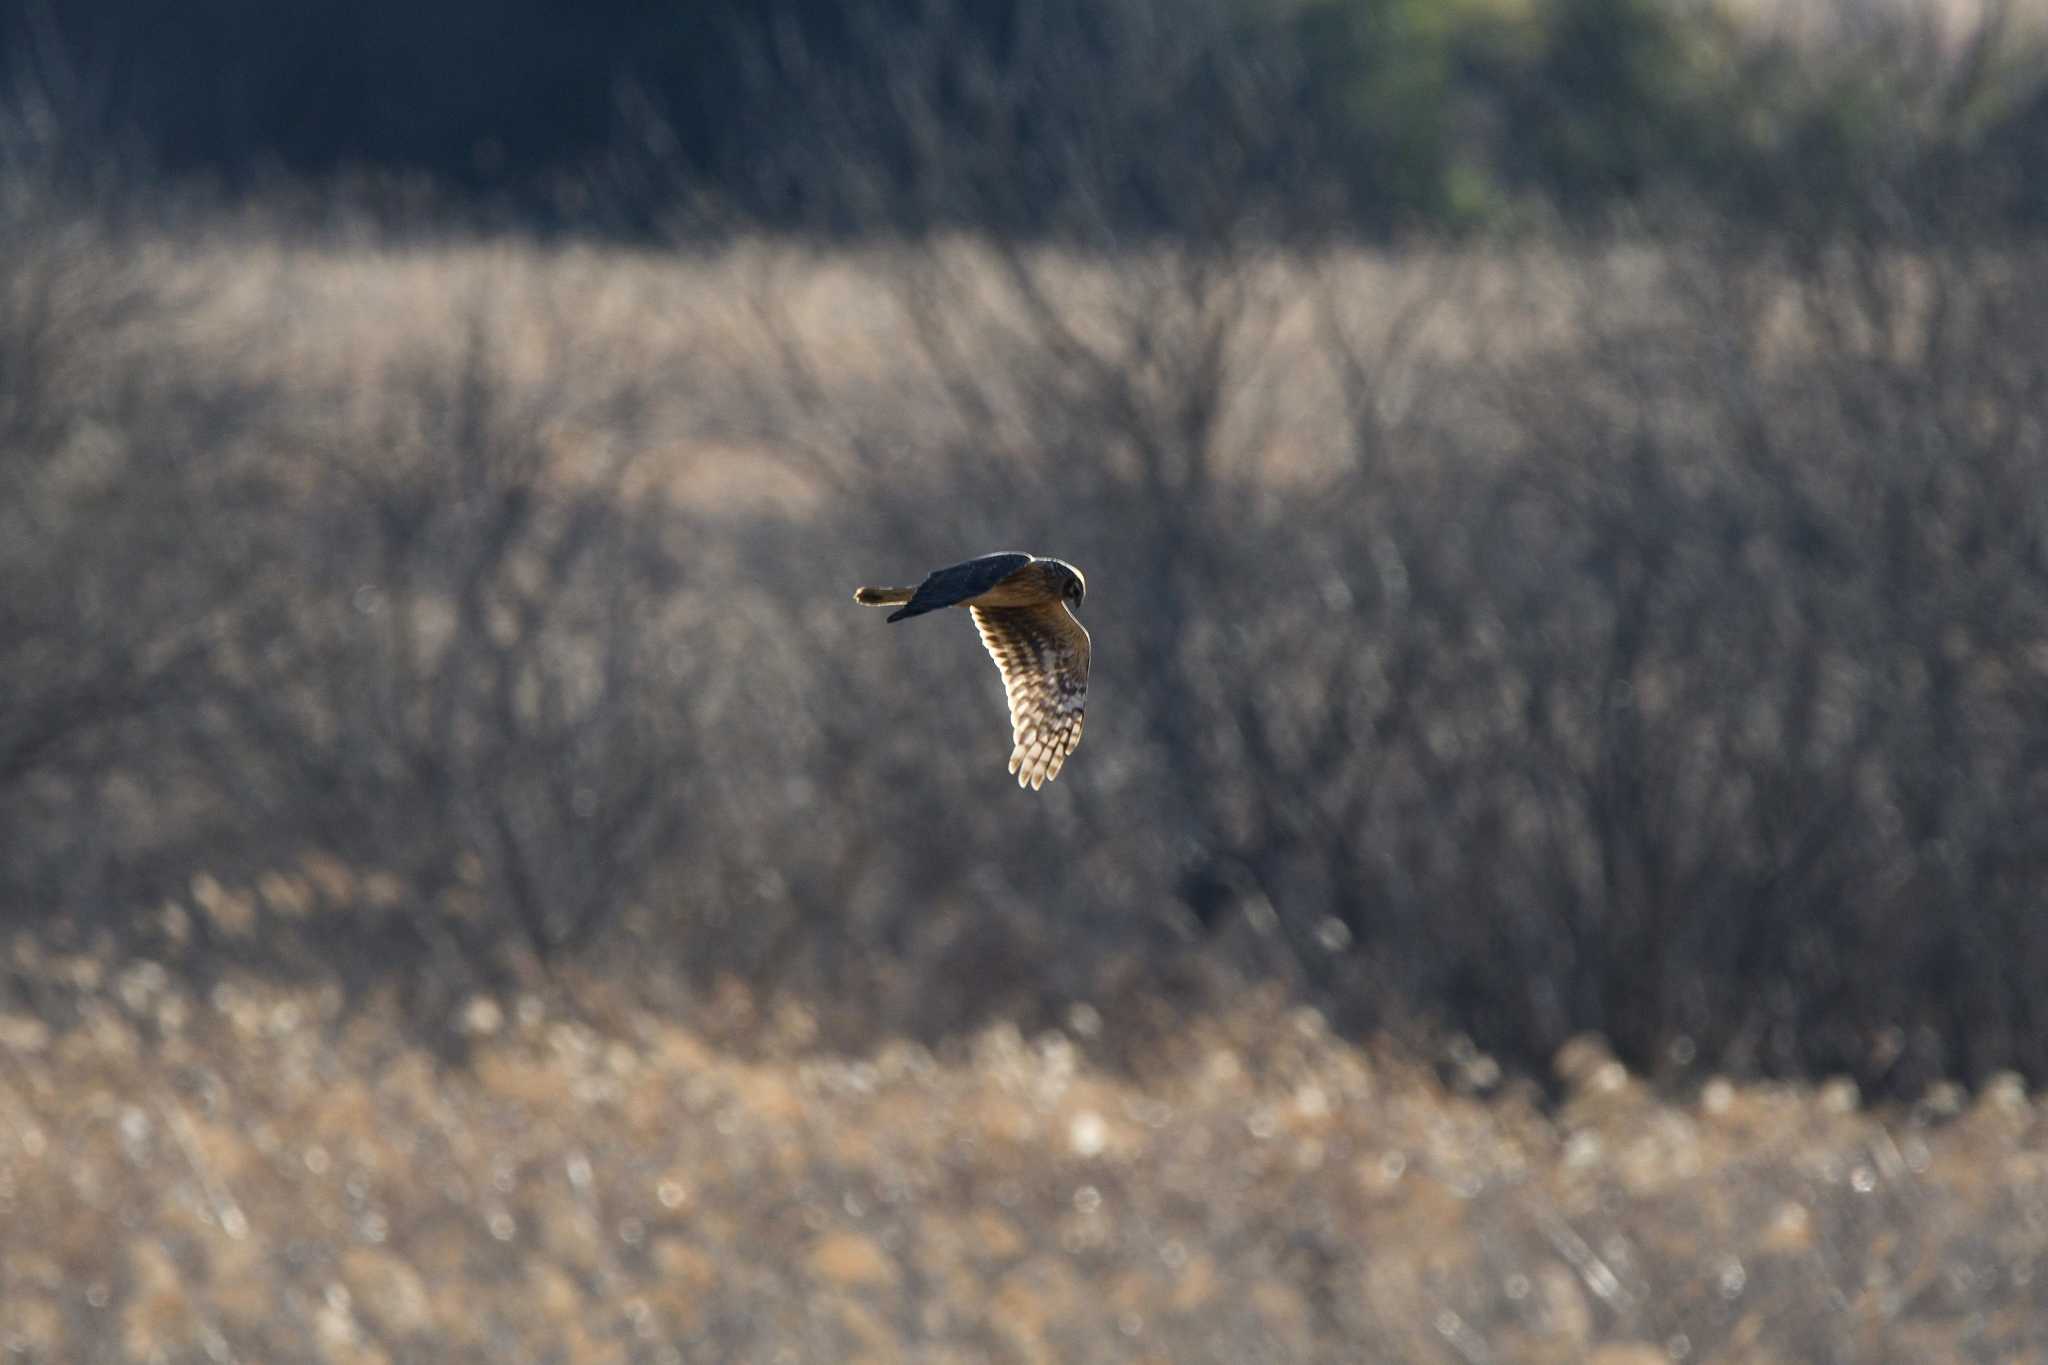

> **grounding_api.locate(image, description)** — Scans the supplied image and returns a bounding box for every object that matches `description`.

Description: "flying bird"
[855,552,1089,789]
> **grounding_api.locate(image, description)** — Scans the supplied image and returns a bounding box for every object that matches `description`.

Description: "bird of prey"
[855,552,1089,789]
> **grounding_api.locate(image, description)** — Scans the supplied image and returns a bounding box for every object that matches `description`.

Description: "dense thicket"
[6,0,2046,234]
[8,201,2048,1096]
[7,0,2048,1098]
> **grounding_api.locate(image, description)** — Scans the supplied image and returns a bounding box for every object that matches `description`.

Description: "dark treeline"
[6,0,733,184]
[7,0,2048,235]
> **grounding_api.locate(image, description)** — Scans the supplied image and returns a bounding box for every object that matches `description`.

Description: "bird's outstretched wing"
[970,602,1089,789]
[887,552,1035,622]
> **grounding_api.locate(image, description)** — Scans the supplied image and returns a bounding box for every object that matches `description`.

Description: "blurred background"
[5,1,2048,1361]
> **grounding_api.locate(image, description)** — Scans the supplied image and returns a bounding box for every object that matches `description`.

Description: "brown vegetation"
[6,179,2048,1357]
[4,950,2045,1363]
[12,209,2048,1083]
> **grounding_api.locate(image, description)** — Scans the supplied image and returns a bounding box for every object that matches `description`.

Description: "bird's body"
[855,552,1090,789]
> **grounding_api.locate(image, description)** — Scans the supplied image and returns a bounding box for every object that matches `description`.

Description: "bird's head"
[1054,561,1086,611]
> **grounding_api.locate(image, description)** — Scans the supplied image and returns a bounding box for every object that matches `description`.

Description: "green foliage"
[1281,0,2048,231]
[1497,0,1723,202]
[9,0,2048,234]
[1286,0,1520,225]
[1282,0,1751,225]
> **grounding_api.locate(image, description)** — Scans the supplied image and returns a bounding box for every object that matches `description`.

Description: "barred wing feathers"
[970,602,1089,789]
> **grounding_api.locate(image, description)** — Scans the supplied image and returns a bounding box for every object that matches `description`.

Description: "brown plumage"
[855,552,1090,789]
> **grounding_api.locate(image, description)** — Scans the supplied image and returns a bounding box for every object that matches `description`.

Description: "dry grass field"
[3,935,2045,1364]
[7,211,2048,1360]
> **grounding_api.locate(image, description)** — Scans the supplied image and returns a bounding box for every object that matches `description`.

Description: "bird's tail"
[854,585,915,607]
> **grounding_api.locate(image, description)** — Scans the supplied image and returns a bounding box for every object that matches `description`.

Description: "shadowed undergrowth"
[8,213,2048,1095]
